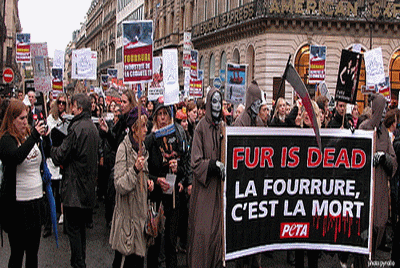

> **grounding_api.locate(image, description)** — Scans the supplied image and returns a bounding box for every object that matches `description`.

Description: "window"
[215,0,218,16]
[220,51,227,71]
[205,1,208,20]
[116,47,122,63]
[246,45,255,82]
[209,53,215,86]
[233,48,240,64]
[294,45,310,86]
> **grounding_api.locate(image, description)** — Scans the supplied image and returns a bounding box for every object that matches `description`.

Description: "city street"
[0,202,391,267]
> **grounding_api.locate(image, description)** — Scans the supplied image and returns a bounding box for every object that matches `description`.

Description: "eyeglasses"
[57,100,66,105]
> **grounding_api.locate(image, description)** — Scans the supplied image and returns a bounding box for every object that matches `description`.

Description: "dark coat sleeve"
[0,130,41,166]
[50,126,76,167]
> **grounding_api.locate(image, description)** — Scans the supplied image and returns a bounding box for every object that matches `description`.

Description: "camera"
[40,120,48,133]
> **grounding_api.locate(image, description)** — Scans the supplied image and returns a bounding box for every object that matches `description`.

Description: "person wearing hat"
[109,106,154,268]
[174,108,193,253]
[145,96,191,268]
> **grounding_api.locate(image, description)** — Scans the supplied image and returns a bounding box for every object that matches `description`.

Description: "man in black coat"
[51,93,100,268]
[327,100,353,129]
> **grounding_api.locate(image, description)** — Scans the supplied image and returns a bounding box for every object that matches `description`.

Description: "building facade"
[190,0,400,110]
[0,0,21,94]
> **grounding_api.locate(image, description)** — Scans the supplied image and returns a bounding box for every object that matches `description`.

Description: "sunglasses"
[57,100,66,105]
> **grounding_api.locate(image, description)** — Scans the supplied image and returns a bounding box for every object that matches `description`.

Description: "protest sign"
[190,50,198,79]
[149,56,164,101]
[30,43,48,58]
[189,78,202,98]
[225,63,247,104]
[309,45,326,84]
[33,55,51,93]
[123,20,153,83]
[335,50,362,104]
[183,32,192,69]
[71,49,97,80]
[377,77,391,102]
[52,68,63,98]
[107,68,118,78]
[224,127,373,260]
[163,49,179,105]
[16,33,31,63]
[53,50,65,69]
[364,47,385,87]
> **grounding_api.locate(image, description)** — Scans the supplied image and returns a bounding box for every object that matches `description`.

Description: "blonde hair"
[300,100,321,129]
[273,97,286,119]
[50,93,69,120]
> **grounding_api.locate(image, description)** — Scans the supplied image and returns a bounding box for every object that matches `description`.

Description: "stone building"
[0,0,22,94]
[189,0,400,109]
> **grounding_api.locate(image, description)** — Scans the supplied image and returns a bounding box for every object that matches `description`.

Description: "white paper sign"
[53,50,65,69]
[163,49,179,105]
[71,49,97,80]
[364,47,385,86]
[165,173,176,195]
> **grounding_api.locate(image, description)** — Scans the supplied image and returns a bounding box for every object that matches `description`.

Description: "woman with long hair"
[0,99,48,267]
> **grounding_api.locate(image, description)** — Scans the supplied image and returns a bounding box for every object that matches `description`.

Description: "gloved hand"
[216,160,225,181]
[373,151,386,167]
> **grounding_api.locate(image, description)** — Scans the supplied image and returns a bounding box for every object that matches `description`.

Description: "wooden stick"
[369,128,377,261]
[137,83,143,191]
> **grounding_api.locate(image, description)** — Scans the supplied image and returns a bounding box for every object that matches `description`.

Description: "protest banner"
[33,55,51,93]
[71,49,97,80]
[189,78,202,98]
[30,43,48,58]
[107,68,118,78]
[190,50,198,79]
[225,63,247,105]
[224,127,373,260]
[149,56,164,101]
[16,33,31,63]
[377,77,391,102]
[163,49,179,105]
[183,32,192,69]
[335,49,362,104]
[309,45,326,84]
[184,69,190,99]
[53,50,65,69]
[123,20,153,83]
[101,75,109,91]
[364,47,385,87]
[52,68,63,98]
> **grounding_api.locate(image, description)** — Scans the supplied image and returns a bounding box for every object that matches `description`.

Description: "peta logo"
[280,222,309,238]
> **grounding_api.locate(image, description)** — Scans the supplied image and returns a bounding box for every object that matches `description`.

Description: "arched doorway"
[389,50,400,108]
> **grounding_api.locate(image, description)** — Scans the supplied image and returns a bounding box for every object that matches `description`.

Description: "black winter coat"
[51,112,100,209]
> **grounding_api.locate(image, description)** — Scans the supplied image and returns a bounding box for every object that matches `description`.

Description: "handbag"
[144,201,165,246]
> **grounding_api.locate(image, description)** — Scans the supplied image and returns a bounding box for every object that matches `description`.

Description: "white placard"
[364,47,385,86]
[163,49,179,105]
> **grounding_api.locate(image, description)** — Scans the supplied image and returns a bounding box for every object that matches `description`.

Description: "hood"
[205,87,221,123]
[245,82,262,111]
[370,93,386,128]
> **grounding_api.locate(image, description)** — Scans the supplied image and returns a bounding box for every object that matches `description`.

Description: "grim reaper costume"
[187,88,225,268]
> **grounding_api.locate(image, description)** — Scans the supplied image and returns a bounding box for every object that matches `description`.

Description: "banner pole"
[221,122,226,267]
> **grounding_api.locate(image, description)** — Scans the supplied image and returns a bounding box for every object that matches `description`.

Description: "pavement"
[0,202,393,268]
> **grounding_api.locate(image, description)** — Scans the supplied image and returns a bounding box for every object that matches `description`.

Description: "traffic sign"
[3,68,14,84]
[214,77,222,89]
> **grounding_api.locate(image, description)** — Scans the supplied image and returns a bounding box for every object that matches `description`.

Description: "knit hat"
[126,106,148,128]
[153,96,171,117]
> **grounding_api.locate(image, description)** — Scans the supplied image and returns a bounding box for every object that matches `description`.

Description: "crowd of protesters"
[1,85,400,268]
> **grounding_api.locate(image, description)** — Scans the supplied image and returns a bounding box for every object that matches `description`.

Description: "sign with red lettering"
[224,127,373,261]
[123,21,153,83]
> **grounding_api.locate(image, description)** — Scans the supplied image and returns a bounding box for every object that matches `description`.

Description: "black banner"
[224,127,373,260]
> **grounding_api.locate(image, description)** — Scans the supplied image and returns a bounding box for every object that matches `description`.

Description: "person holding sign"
[145,97,191,268]
[359,94,397,263]
[109,106,154,268]
[188,88,225,268]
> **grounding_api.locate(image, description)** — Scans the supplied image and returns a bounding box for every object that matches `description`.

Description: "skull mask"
[211,91,222,122]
